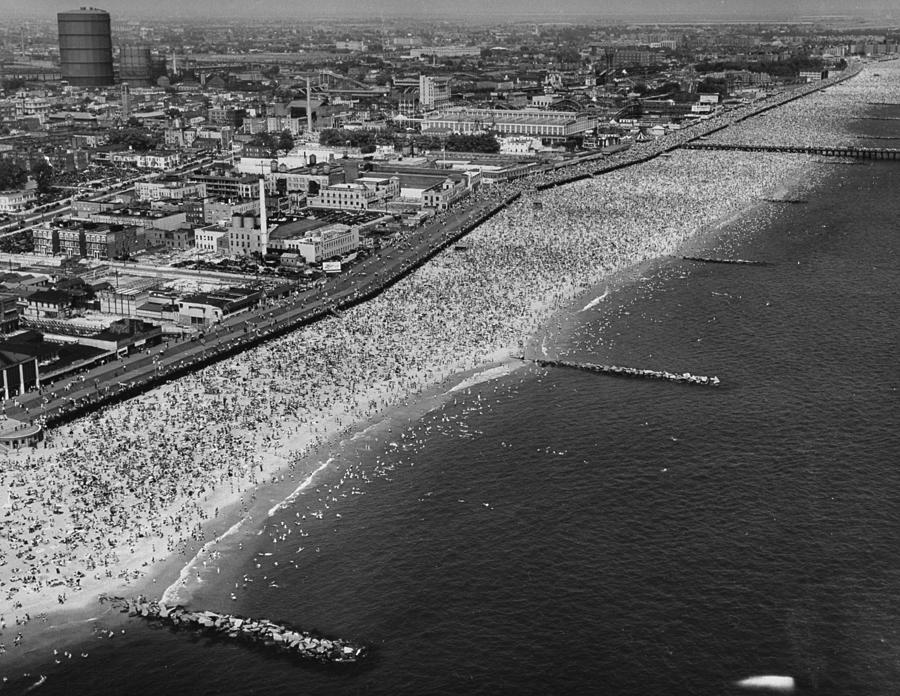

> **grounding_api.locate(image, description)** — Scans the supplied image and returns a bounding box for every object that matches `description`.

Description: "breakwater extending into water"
[682,256,768,266]
[528,358,721,387]
[103,596,365,663]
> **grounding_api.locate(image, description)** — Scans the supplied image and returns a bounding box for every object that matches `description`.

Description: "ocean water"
[6,156,900,695]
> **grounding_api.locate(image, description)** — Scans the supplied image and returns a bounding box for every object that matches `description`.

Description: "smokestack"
[259,176,268,252]
[306,76,313,134]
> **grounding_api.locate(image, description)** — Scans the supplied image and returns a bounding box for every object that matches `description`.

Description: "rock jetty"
[102,595,365,663]
[532,359,721,387]
[682,256,767,266]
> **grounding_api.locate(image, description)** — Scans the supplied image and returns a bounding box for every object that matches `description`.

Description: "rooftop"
[269,217,327,240]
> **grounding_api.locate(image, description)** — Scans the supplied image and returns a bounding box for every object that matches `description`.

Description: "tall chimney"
[306,76,313,134]
[259,175,268,253]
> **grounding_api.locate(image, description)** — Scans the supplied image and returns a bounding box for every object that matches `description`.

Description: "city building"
[430,156,538,185]
[32,225,60,255]
[207,106,246,129]
[421,176,476,210]
[135,292,179,323]
[423,108,597,140]
[288,224,359,264]
[227,214,268,255]
[84,224,139,259]
[135,178,207,202]
[335,40,367,52]
[362,164,480,208]
[308,178,400,210]
[195,226,231,254]
[267,217,328,252]
[85,207,186,231]
[202,198,260,225]
[176,287,262,326]
[266,165,341,197]
[419,75,452,110]
[800,70,829,82]
[0,347,41,400]
[108,150,182,170]
[24,290,74,321]
[191,171,261,199]
[0,418,44,450]
[410,46,481,59]
[144,227,195,250]
[0,187,37,214]
[97,278,159,316]
[34,221,145,259]
[58,227,87,257]
[0,293,21,334]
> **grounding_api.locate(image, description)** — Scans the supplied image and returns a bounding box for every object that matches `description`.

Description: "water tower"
[57,7,114,87]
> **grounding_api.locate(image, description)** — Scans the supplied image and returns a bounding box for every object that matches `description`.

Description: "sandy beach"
[2,59,894,677]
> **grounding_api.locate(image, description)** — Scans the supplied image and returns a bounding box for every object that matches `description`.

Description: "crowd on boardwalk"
[0,60,886,640]
[705,57,900,148]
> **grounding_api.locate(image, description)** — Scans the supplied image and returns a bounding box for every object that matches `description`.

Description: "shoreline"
[154,346,525,611]
[0,149,833,680]
[0,349,527,678]
[172,154,828,624]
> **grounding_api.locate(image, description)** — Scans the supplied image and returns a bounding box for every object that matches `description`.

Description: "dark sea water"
[7,156,900,695]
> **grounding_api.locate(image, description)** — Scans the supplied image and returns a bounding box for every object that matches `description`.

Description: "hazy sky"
[20,0,900,20]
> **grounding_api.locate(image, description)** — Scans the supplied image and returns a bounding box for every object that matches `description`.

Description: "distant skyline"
[16,0,900,21]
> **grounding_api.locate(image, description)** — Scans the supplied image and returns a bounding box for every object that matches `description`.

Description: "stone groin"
[103,595,365,663]
[682,256,767,266]
[532,359,721,387]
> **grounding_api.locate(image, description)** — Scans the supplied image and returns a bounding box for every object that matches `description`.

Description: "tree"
[697,77,729,101]
[647,81,681,98]
[277,130,294,151]
[0,158,27,190]
[445,133,500,153]
[108,127,158,152]
[30,159,53,194]
[248,132,278,151]
[319,128,374,150]
[1,77,26,92]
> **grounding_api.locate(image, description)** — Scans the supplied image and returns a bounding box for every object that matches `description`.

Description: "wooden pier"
[684,142,900,160]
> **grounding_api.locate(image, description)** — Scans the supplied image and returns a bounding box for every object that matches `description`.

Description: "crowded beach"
[0,58,895,661]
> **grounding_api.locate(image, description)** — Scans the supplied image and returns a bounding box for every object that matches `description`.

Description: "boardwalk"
[1,195,519,427]
[0,60,877,424]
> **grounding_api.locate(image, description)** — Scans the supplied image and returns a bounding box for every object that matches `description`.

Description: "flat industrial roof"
[269,218,327,240]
